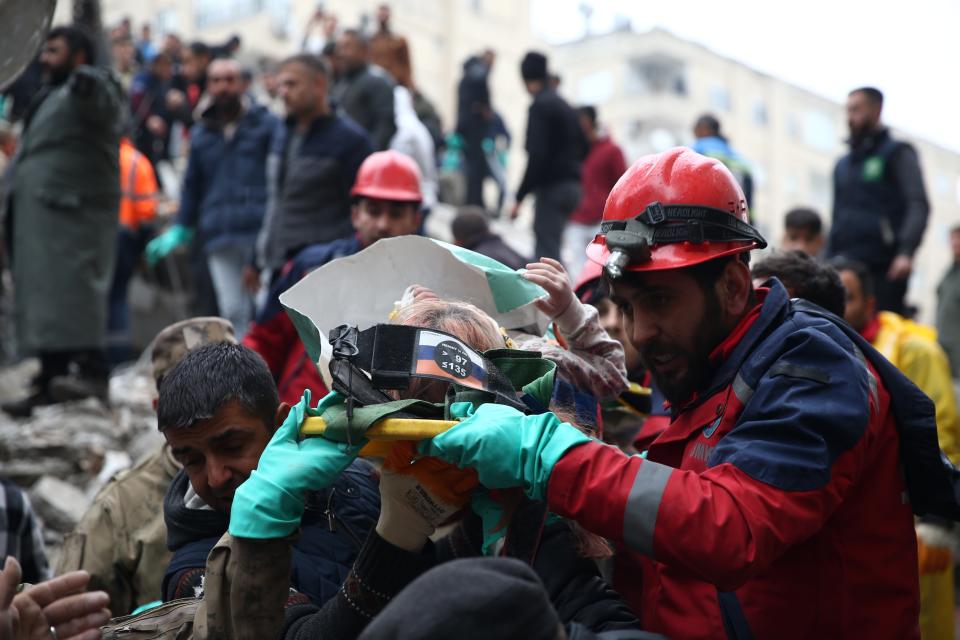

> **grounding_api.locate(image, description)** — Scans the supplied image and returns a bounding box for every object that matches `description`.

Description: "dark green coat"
[9,66,122,352]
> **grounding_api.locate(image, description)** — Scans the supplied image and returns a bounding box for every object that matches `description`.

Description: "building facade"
[553,26,960,322]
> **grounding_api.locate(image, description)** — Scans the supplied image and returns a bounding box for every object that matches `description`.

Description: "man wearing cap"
[509,51,587,263]
[244,149,423,405]
[421,148,945,637]
[56,317,237,615]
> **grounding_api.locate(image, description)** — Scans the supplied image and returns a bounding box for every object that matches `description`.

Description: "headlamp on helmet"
[599,201,766,279]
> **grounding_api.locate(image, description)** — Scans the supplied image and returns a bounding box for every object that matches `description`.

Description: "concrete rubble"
[0,355,161,561]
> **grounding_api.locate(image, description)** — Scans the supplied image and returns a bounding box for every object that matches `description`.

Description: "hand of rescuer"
[229,390,366,539]
[376,441,478,552]
[145,224,194,266]
[417,402,592,501]
[522,257,576,319]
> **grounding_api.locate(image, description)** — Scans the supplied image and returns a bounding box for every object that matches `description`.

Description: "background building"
[553,26,960,322]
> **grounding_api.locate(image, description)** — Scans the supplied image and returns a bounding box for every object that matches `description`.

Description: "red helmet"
[573,259,603,296]
[586,147,765,277]
[350,150,423,203]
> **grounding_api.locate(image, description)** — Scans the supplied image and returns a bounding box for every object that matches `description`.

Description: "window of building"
[625,55,687,97]
[802,110,837,153]
[786,113,800,140]
[752,99,768,126]
[196,0,262,29]
[710,85,731,112]
[752,162,767,188]
[809,169,831,212]
[784,173,799,194]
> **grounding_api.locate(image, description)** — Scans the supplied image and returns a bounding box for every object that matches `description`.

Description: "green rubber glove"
[229,390,366,539]
[145,224,194,266]
[418,402,592,501]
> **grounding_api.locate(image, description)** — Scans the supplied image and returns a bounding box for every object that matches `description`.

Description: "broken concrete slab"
[29,476,88,532]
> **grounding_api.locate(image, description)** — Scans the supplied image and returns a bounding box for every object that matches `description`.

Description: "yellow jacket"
[872,311,960,465]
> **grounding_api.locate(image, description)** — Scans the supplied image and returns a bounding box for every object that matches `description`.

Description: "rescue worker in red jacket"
[420,147,925,638]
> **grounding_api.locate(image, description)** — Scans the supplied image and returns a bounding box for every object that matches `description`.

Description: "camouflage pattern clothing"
[58,443,180,614]
[150,317,237,383]
[58,317,238,614]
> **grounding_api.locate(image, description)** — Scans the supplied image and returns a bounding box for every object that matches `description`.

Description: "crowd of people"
[0,3,959,639]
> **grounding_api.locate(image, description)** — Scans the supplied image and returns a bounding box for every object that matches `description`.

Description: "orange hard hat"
[350,150,423,203]
[586,147,765,277]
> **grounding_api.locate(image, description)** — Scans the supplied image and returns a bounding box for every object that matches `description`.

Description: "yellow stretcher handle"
[301,416,459,458]
[301,416,458,439]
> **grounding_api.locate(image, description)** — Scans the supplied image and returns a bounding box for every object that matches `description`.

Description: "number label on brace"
[413,330,489,390]
[435,341,471,378]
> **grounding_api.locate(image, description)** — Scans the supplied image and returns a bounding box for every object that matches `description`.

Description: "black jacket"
[258,114,372,270]
[332,64,396,151]
[828,127,929,265]
[517,88,587,202]
[280,510,656,639]
[456,56,491,136]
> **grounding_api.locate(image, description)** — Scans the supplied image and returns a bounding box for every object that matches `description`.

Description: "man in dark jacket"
[257,54,372,278]
[451,206,530,271]
[456,50,496,208]
[157,342,379,605]
[245,150,423,405]
[129,51,177,169]
[331,30,396,151]
[3,26,123,416]
[510,51,586,262]
[828,86,929,314]
[937,225,960,377]
[146,58,278,338]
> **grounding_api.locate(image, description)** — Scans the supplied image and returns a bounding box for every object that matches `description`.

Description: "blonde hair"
[396,298,611,558]
[393,299,504,352]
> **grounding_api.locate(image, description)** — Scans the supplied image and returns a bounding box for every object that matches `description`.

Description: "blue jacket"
[549,279,948,637]
[176,102,279,254]
[162,460,380,605]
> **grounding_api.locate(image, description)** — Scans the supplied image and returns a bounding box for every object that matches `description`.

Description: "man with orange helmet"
[421,147,957,638]
[244,150,423,404]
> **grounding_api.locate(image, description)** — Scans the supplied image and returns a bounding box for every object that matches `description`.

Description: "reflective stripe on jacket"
[548,281,921,639]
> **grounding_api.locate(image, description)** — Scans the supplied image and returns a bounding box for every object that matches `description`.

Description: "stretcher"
[302,416,458,457]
